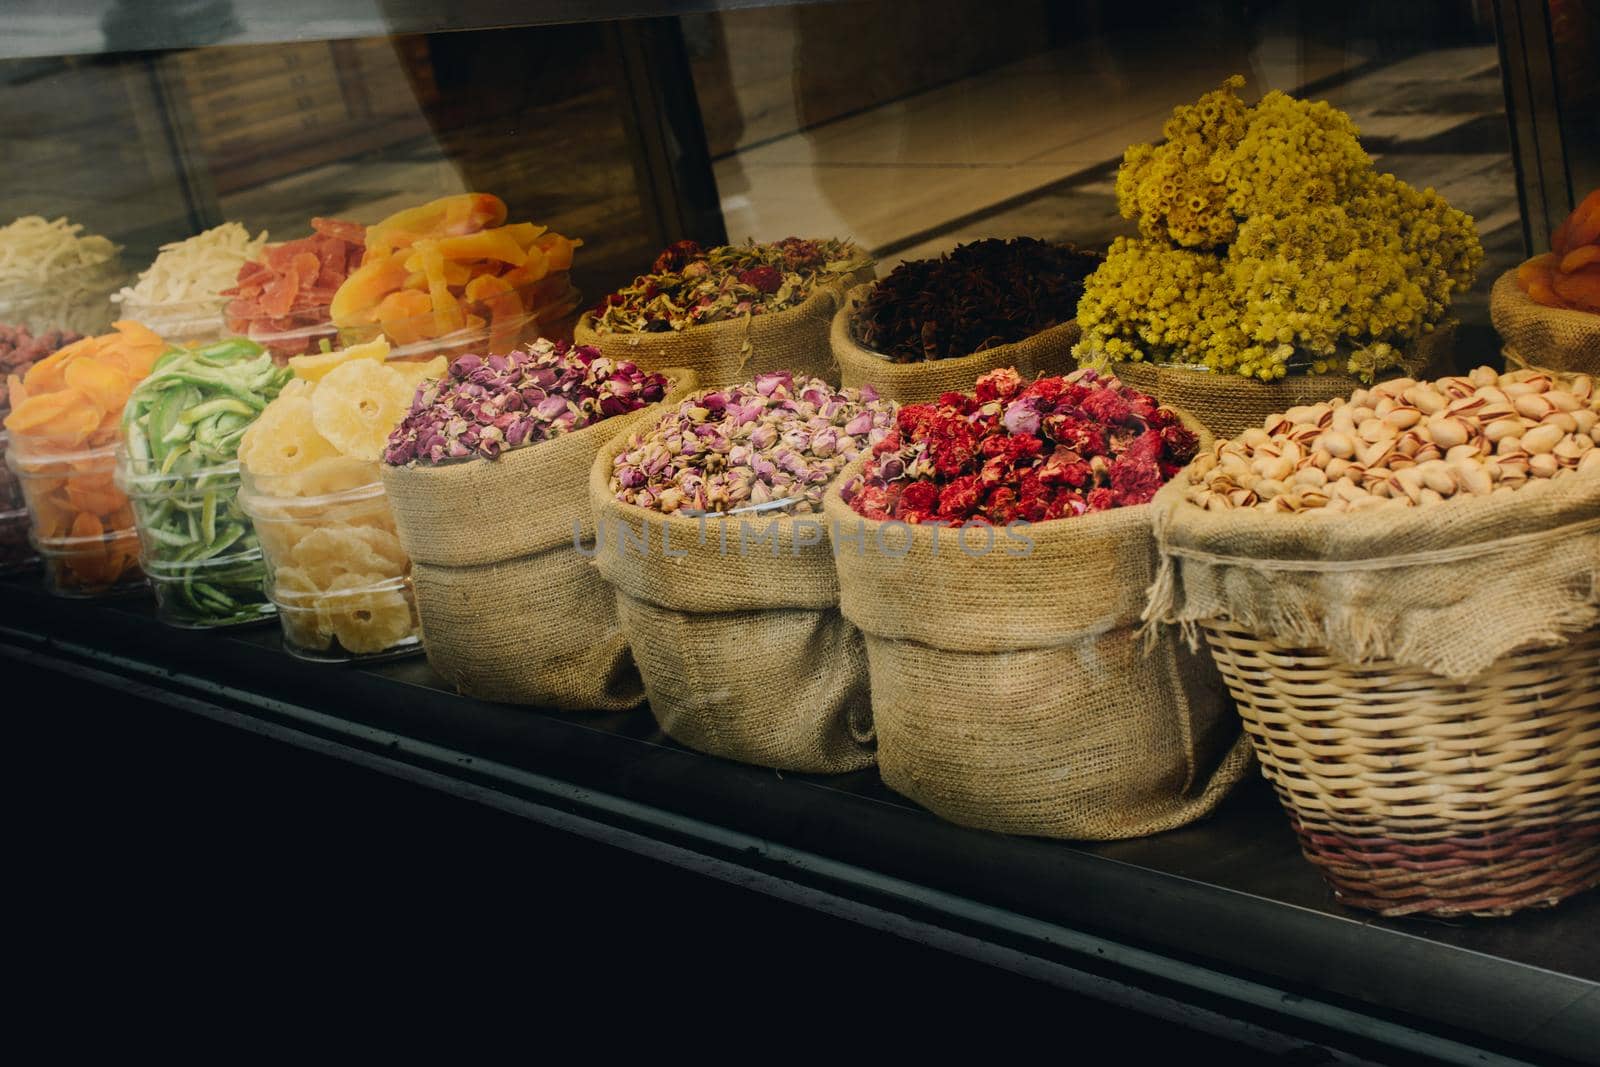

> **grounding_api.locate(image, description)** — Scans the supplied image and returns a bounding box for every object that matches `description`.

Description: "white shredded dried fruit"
[0,215,123,334]
[112,222,268,332]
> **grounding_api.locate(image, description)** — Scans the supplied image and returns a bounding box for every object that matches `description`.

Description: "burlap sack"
[380,369,698,708]
[829,282,1079,402]
[588,429,873,773]
[1108,322,1456,443]
[1144,465,1600,682]
[819,417,1254,840]
[574,268,871,389]
[1491,270,1600,375]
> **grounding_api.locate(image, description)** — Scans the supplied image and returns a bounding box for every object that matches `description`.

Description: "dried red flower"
[842,366,1195,526]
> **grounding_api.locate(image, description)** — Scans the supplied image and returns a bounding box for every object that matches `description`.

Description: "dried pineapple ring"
[277,378,316,402]
[240,396,340,475]
[286,455,380,497]
[255,518,313,566]
[288,337,391,382]
[279,602,334,652]
[271,562,321,601]
[290,526,391,587]
[312,360,413,461]
[316,574,415,654]
[346,526,408,574]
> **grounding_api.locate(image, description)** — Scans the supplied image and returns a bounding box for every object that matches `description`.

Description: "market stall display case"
[3,2,1598,1062]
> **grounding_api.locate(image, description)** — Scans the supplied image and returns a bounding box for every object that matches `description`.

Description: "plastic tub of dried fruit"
[116,452,276,628]
[239,459,420,662]
[6,437,144,597]
[341,275,582,364]
[0,431,39,573]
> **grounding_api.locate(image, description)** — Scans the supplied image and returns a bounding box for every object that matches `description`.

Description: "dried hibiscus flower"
[383,338,667,465]
[844,367,1197,524]
[589,237,871,334]
[611,371,897,514]
[850,238,1102,363]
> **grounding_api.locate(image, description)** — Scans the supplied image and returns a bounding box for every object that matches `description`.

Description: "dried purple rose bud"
[383,337,670,466]
[609,373,898,515]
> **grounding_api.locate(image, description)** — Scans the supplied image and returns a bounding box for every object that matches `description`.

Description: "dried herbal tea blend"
[849,238,1102,364]
[589,237,870,334]
[383,339,668,465]
[611,371,897,514]
[844,367,1197,525]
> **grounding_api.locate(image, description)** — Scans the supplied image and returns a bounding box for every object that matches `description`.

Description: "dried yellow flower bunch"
[1078,76,1484,381]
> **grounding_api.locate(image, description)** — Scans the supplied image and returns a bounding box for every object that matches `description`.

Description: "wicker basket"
[1200,622,1600,917]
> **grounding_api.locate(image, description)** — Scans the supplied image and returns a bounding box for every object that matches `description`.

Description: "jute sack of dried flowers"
[588,431,873,773]
[574,267,871,390]
[1491,270,1600,375]
[1108,322,1456,443]
[820,430,1253,840]
[381,369,698,709]
[830,283,1080,403]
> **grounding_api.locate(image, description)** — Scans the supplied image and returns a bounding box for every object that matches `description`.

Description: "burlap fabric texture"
[819,413,1254,841]
[574,267,871,390]
[1491,269,1600,376]
[588,429,874,774]
[380,369,698,709]
[829,282,1080,402]
[1107,321,1456,443]
[1143,464,1600,683]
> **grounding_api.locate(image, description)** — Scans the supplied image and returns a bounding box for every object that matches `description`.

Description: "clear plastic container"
[236,303,338,364]
[116,452,276,628]
[0,431,36,572]
[144,552,275,629]
[116,296,231,347]
[0,254,126,337]
[340,275,582,362]
[0,506,36,575]
[6,437,144,596]
[239,461,421,662]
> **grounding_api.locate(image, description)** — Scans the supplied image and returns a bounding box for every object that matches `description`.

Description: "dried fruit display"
[223,218,365,357]
[119,338,291,626]
[850,239,1101,363]
[845,368,1198,524]
[0,322,85,568]
[1181,367,1600,512]
[0,215,123,335]
[112,223,268,341]
[1517,188,1600,312]
[384,339,668,466]
[3,320,167,593]
[589,238,869,334]
[330,193,579,354]
[611,372,897,514]
[239,337,441,658]
[1,322,85,417]
[1075,77,1482,381]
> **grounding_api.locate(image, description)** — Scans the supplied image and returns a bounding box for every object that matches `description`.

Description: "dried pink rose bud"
[383,337,669,466]
[610,373,898,515]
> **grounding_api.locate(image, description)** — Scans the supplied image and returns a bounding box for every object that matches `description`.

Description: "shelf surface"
[2,1,824,60]
[2,574,1596,1064]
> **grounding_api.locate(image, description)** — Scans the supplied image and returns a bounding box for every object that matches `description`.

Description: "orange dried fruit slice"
[1559,245,1600,274]
[64,358,133,416]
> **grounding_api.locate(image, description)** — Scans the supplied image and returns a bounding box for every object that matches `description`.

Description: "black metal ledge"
[2,575,1595,1065]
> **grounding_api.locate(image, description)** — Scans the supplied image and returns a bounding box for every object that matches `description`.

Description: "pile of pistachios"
[1183,367,1599,513]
